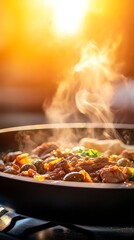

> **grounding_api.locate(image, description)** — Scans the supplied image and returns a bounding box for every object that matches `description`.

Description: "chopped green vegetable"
[76,148,100,158]
[128,167,134,179]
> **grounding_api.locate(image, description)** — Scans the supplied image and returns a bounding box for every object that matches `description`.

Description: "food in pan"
[1,138,134,184]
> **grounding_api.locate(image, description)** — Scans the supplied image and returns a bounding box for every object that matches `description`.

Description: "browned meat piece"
[53,159,71,173]
[3,151,22,163]
[90,172,102,183]
[99,165,127,183]
[49,168,66,180]
[32,142,60,157]
[77,157,110,173]
[120,150,134,161]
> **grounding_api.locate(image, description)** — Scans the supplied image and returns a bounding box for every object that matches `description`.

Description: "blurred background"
[0,0,134,128]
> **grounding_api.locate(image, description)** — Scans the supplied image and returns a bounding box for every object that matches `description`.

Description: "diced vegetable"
[127,167,134,179]
[76,148,101,158]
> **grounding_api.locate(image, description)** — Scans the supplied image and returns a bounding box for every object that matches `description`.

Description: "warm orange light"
[49,0,89,35]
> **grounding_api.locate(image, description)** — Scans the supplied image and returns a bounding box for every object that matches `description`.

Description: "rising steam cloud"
[44,41,126,124]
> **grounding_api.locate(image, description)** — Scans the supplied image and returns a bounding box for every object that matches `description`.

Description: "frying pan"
[0,123,134,227]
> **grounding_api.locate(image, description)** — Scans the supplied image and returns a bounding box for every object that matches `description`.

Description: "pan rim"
[1,122,134,133]
[0,171,134,189]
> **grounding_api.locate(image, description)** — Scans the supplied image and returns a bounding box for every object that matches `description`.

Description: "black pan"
[0,123,134,227]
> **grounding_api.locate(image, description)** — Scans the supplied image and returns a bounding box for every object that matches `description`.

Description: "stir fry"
[1,139,134,183]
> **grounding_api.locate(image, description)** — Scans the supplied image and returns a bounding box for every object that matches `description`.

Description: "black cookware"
[0,123,134,227]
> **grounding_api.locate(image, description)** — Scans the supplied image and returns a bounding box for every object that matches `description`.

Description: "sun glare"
[49,0,89,35]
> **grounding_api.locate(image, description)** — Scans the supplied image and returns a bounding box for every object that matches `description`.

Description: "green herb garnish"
[128,167,134,180]
[76,148,100,158]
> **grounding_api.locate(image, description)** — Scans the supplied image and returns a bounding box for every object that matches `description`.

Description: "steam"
[16,41,129,152]
[44,41,126,125]
[75,90,113,123]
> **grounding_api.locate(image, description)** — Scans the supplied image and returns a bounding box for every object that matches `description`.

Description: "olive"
[117,158,131,167]
[20,163,37,172]
[0,159,5,171]
[33,159,46,174]
[4,167,18,175]
[63,172,84,182]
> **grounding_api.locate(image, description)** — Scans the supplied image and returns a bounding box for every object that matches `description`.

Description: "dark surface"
[0,111,46,129]
[1,206,134,240]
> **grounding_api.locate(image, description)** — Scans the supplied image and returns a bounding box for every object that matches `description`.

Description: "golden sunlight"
[49,0,89,35]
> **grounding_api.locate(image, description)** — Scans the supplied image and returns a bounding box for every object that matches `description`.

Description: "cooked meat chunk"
[53,159,71,173]
[32,142,60,157]
[99,165,127,183]
[3,151,22,162]
[77,157,110,173]
[120,150,134,161]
